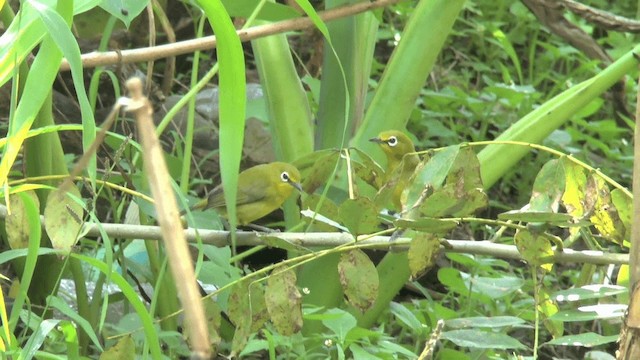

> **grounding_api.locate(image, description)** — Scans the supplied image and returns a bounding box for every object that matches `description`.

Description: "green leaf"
[100,0,147,27]
[498,210,574,223]
[407,233,440,279]
[265,265,303,335]
[546,332,619,347]
[551,305,626,322]
[529,159,565,212]
[338,249,379,313]
[394,218,458,233]
[301,194,341,232]
[446,316,526,329]
[350,148,386,190]
[222,0,301,22]
[320,308,357,343]
[404,145,460,207]
[338,198,380,236]
[553,285,627,302]
[441,329,527,349]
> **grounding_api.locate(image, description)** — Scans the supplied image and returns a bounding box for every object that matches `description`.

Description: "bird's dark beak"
[369,137,383,144]
[290,181,303,193]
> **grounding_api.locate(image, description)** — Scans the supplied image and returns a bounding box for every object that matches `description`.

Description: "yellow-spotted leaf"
[265,265,302,335]
[350,148,386,190]
[587,175,625,245]
[408,233,440,280]
[338,249,379,313]
[611,188,631,244]
[538,288,563,338]
[99,335,135,360]
[561,158,588,227]
[5,190,39,249]
[44,186,84,253]
[514,229,554,272]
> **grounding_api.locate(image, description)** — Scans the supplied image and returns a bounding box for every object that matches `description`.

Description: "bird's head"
[271,162,303,195]
[369,130,416,163]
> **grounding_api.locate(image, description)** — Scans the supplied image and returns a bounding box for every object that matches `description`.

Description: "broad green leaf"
[546,332,619,347]
[350,148,386,190]
[338,198,380,236]
[446,316,526,329]
[100,0,147,28]
[223,0,301,22]
[553,285,627,302]
[498,210,574,223]
[302,194,341,232]
[551,305,627,322]
[265,266,302,335]
[338,249,378,313]
[407,233,440,279]
[394,218,458,233]
[404,145,460,207]
[441,329,527,349]
[529,159,565,212]
[320,308,357,343]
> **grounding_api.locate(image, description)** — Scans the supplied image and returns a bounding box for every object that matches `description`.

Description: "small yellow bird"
[369,130,419,210]
[192,162,303,225]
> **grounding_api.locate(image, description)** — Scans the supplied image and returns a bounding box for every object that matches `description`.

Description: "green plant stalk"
[72,253,163,358]
[144,238,180,331]
[251,25,314,162]
[315,0,378,149]
[352,0,465,328]
[477,47,640,189]
[251,17,314,229]
[196,0,246,256]
[180,14,206,193]
[351,0,466,160]
[68,258,90,353]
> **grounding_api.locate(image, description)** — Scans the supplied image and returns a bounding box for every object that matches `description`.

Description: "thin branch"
[0,204,628,266]
[59,0,402,71]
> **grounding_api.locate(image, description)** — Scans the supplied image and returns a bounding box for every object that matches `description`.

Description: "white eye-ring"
[280,171,290,182]
[387,136,398,147]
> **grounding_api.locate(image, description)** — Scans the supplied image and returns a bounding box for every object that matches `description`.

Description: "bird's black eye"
[280,171,290,182]
[387,136,398,147]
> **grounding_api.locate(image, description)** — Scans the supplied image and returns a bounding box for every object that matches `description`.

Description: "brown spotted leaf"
[302,194,341,232]
[337,249,379,313]
[6,190,40,249]
[408,233,441,280]
[265,265,302,335]
[45,186,84,253]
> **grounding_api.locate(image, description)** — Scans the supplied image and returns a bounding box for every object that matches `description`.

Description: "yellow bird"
[369,130,419,210]
[192,162,302,225]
